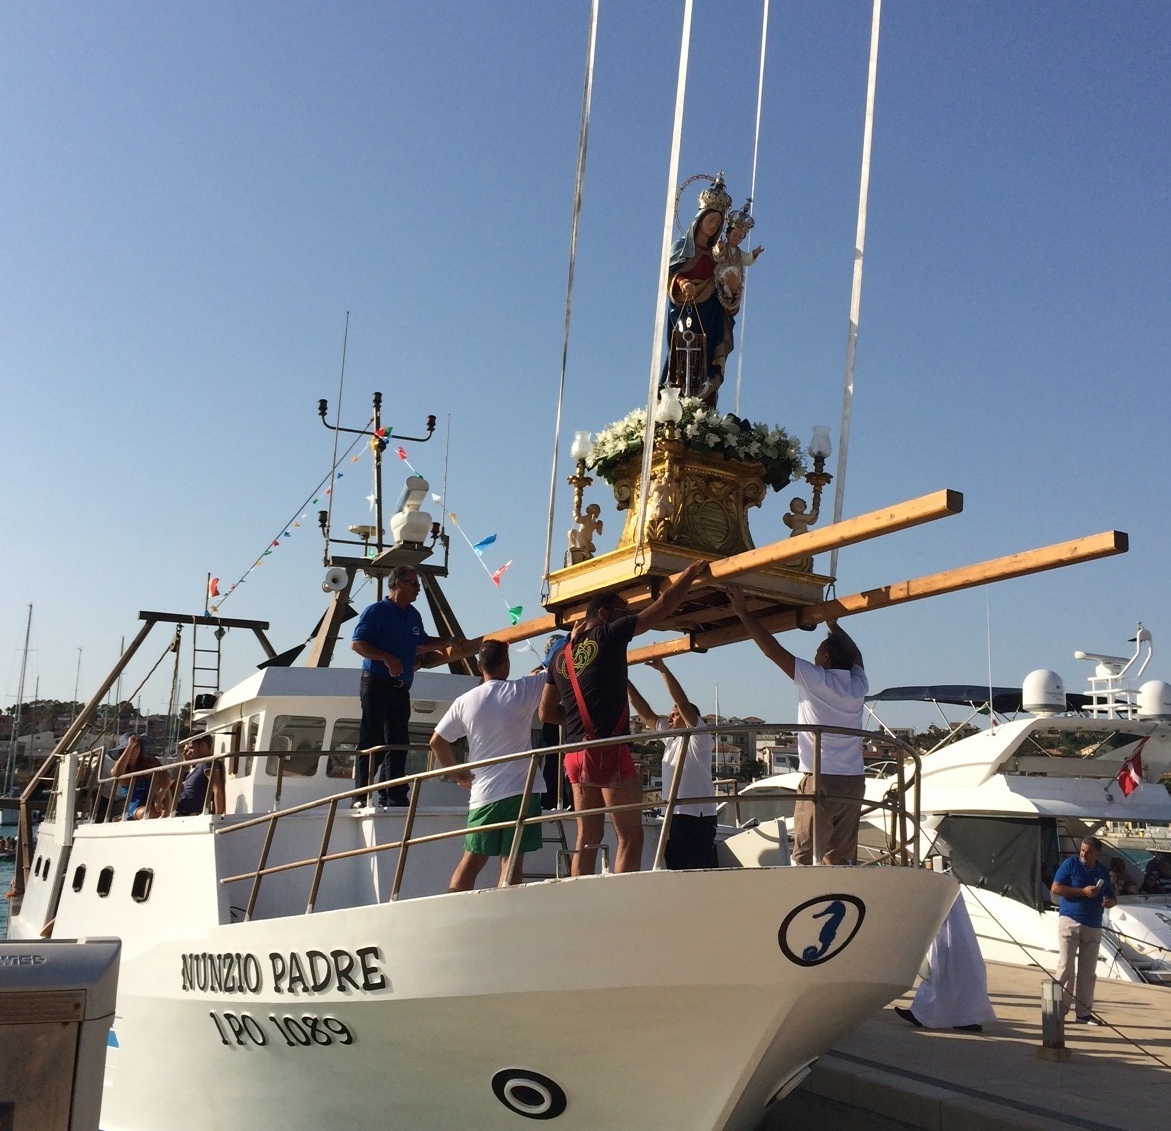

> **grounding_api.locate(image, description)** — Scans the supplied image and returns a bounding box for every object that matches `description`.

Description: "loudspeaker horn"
[322,567,350,593]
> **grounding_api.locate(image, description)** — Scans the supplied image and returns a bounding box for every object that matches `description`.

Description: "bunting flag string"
[447,513,537,653]
[207,418,373,613]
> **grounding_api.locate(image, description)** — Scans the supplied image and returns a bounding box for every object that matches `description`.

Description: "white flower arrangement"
[587,398,806,493]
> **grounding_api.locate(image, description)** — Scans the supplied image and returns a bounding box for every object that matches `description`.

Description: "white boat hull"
[93,866,955,1131]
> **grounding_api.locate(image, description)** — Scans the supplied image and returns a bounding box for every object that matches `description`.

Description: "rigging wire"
[542,0,599,601]
[733,0,770,417]
[634,0,695,563]
[212,424,371,610]
[828,0,882,582]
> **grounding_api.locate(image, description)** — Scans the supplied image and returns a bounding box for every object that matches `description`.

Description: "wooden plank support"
[709,488,963,579]
[627,530,1129,663]
[430,489,965,667]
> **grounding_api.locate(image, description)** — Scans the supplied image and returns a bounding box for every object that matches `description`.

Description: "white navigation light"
[390,475,433,545]
[1022,669,1066,716]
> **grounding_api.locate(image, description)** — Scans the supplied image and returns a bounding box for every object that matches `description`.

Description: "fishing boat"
[855,624,1171,986]
[4,7,1147,1128]
[5,514,961,1131]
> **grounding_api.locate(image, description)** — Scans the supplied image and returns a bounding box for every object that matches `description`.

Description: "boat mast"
[4,604,32,794]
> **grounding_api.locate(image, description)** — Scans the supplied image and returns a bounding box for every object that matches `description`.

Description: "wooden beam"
[430,489,965,667]
[627,530,1129,662]
[710,488,963,579]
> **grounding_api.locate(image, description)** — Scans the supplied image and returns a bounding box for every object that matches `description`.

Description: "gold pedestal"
[611,438,765,556]
[545,438,830,628]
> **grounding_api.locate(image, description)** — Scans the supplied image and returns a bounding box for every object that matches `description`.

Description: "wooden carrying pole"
[427,488,964,666]
[628,530,1128,663]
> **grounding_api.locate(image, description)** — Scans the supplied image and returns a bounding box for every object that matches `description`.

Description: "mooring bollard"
[1037,978,1071,1061]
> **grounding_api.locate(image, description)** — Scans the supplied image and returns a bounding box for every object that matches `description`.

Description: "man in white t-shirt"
[429,640,546,891]
[727,586,868,864]
[628,658,718,870]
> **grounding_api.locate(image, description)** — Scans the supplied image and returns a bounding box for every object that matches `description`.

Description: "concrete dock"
[765,961,1171,1131]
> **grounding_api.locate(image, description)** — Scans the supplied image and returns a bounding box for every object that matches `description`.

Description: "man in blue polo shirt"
[1050,836,1116,1024]
[351,565,454,807]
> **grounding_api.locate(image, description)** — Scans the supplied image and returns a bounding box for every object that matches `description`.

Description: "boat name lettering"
[270,946,387,994]
[181,948,386,995]
[181,952,264,994]
[208,1010,355,1048]
[0,954,47,967]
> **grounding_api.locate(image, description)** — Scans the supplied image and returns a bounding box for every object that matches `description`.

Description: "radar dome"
[1138,681,1171,721]
[1023,669,1066,716]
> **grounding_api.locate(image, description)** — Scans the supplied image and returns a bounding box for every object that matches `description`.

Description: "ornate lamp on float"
[805,426,834,519]
[655,384,684,438]
[781,425,833,573]
[566,431,601,566]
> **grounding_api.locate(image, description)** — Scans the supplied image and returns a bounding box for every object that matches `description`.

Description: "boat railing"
[209,722,922,920]
[708,722,922,867]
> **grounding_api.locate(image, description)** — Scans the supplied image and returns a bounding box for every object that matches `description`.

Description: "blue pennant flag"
[472,534,497,557]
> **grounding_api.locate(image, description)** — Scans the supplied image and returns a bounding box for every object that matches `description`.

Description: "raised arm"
[110,736,142,780]
[626,679,658,729]
[650,658,700,727]
[634,560,712,635]
[726,584,796,680]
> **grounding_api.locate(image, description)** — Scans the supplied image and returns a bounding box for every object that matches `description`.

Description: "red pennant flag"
[396,446,408,460]
[207,577,220,599]
[491,560,513,587]
[1117,748,1145,796]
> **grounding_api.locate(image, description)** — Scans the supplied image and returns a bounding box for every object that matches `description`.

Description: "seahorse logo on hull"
[777,894,866,967]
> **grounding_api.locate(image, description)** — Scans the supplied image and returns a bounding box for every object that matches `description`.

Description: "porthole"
[96,866,114,897]
[71,865,86,892]
[130,869,154,904]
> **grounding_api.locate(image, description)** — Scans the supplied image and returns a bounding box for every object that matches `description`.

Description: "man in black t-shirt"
[540,559,711,874]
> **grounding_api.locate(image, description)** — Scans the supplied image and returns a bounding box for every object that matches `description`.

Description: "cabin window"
[130,869,154,903]
[71,865,86,892]
[231,714,261,777]
[97,866,114,897]
[326,719,360,778]
[265,715,325,777]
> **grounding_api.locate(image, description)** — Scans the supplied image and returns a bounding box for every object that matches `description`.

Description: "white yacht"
[860,625,1171,986]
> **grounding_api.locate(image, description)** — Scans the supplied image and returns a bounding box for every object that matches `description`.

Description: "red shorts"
[564,745,636,787]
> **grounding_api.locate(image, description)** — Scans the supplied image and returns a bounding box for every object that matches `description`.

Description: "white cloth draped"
[911,896,997,1029]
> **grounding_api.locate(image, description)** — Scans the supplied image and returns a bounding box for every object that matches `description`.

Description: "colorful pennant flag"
[396,446,408,460]
[472,534,497,556]
[508,605,523,625]
[491,560,513,587]
[207,578,220,599]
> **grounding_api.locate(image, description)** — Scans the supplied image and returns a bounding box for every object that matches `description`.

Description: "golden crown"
[727,198,755,232]
[696,172,732,216]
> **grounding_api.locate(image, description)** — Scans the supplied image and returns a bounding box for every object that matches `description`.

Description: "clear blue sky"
[2,2,1169,730]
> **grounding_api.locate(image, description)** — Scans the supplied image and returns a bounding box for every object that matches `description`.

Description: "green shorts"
[464,793,543,857]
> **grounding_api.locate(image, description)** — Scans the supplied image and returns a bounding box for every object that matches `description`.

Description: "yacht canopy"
[867,685,1089,713]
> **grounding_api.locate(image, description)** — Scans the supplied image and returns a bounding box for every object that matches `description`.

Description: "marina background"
[0,857,13,936]
[2,1,1169,730]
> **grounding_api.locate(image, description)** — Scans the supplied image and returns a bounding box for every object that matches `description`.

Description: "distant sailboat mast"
[4,603,32,794]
